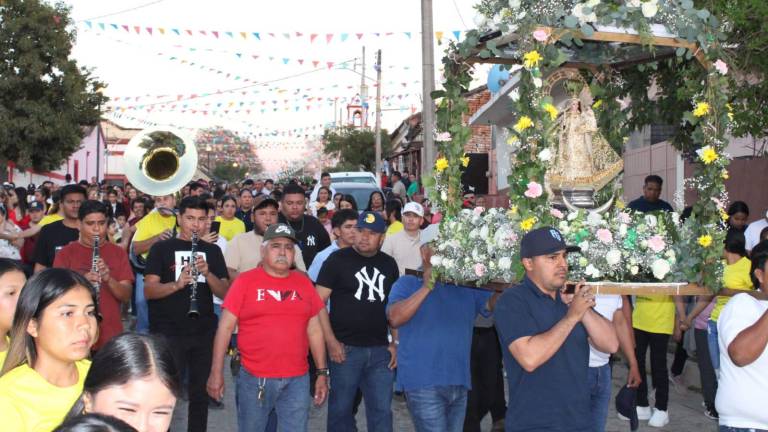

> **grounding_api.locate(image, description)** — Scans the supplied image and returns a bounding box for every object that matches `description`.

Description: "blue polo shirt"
[387,275,491,392]
[494,276,590,432]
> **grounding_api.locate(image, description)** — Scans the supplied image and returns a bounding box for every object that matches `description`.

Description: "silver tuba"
[124,128,198,196]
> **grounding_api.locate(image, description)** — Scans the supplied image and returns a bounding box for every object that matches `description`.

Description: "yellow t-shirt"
[0,360,90,432]
[386,220,404,236]
[132,210,177,258]
[0,336,8,367]
[37,213,63,227]
[215,216,246,242]
[711,256,753,322]
[633,295,676,335]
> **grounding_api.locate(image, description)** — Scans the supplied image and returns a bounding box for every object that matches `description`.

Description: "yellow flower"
[513,116,534,133]
[698,234,713,248]
[507,205,518,216]
[615,199,626,210]
[523,50,542,69]
[520,217,536,232]
[592,99,603,109]
[506,135,519,146]
[542,103,558,120]
[721,169,729,180]
[693,102,710,117]
[460,154,470,167]
[699,146,719,164]
[435,157,449,172]
[726,103,734,121]
[720,209,729,222]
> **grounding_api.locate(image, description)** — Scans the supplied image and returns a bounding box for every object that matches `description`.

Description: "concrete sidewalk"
[171,354,718,431]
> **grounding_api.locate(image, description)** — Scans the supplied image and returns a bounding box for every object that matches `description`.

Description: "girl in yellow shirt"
[0,259,26,367]
[65,333,181,432]
[215,195,245,241]
[0,268,98,432]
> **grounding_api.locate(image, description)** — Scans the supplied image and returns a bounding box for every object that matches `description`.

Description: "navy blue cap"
[519,227,580,259]
[615,386,639,431]
[28,201,45,212]
[356,211,386,234]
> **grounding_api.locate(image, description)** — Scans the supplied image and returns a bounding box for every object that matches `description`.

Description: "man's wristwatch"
[315,368,330,377]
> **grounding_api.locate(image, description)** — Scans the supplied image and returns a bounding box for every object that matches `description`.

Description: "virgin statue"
[546,85,624,194]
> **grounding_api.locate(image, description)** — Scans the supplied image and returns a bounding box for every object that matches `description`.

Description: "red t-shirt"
[53,241,135,350]
[223,267,324,378]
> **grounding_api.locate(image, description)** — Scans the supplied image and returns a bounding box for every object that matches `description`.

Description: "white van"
[329,171,377,185]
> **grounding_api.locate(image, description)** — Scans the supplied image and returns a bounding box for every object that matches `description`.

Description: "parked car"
[331,181,384,212]
[330,171,377,185]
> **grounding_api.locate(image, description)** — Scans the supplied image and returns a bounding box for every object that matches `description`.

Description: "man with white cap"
[387,224,499,432]
[382,201,424,276]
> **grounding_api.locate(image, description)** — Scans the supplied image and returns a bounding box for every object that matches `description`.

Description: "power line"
[451,0,467,28]
[78,0,167,22]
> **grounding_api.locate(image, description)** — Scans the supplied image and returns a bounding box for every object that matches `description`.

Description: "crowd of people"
[0,172,767,432]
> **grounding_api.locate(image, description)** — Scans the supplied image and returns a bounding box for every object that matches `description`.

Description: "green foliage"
[212,163,248,183]
[0,0,107,171]
[321,126,390,172]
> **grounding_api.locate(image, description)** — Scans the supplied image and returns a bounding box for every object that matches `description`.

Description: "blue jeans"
[328,345,394,432]
[588,364,612,432]
[720,427,768,432]
[406,385,468,432]
[236,368,310,432]
[134,273,149,333]
[708,320,720,371]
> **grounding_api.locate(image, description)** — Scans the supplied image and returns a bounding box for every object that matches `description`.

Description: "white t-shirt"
[745,218,768,251]
[589,294,623,367]
[212,236,228,305]
[716,293,768,429]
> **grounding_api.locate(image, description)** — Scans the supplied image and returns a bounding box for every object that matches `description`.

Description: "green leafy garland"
[431,0,732,290]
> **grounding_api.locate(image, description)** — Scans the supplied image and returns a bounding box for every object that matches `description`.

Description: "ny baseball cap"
[253,195,279,210]
[402,202,424,217]
[615,386,639,431]
[356,211,386,234]
[263,223,297,243]
[28,201,45,212]
[519,227,580,259]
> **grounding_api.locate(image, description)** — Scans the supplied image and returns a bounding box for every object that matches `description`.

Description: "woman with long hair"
[0,268,98,431]
[365,191,386,216]
[309,186,335,217]
[66,333,181,432]
[0,259,26,366]
[727,201,750,232]
[338,194,358,212]
[8,187,31,229]
[215,195,246,241]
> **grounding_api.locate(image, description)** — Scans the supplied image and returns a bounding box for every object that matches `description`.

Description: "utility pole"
[374,49,382,184]
[360,46,368,128]
[421,0,436,177]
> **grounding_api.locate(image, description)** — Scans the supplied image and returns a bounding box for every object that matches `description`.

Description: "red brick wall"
[463,90,492,154]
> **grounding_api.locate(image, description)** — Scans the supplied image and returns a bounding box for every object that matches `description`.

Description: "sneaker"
[637,406,652,421]
[669,373,686,393]
[704,407,719,420]
[648,409,669,428]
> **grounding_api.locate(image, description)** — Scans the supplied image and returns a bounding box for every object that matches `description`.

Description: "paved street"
[171,354,719,431]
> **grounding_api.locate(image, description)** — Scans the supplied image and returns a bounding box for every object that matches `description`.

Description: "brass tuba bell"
[124,128,198,196]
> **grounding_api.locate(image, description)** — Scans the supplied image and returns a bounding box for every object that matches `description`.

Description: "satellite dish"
[487,65,510,94]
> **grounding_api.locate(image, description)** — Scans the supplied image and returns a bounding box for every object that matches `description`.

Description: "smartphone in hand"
[210,221,221,235]
[563,282,577,294]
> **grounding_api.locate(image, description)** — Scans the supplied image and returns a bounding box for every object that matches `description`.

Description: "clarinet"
[92,235,103,320]
[187,231,200,319]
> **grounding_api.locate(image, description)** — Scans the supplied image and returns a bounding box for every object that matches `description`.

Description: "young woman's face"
[318,188,330,202]
[0,270,25,332]
[222,200,237,218]
[372,193,383,207]
[86,375,177,432]
[340,200,354,211]
[333,194,342,206]
[729,212,749,230]
[29,285,98,364]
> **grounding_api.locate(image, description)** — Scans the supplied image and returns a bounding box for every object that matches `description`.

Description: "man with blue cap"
[316,211,400,432]
[494,227,618,432]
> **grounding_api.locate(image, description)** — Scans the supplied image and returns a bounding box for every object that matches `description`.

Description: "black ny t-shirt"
[316,247,399,347]
[144,237,228,336]
[279,214,330,268]
[33,220,80,268]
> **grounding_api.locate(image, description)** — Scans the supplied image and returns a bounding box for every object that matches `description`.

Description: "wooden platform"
[404,269,711,295]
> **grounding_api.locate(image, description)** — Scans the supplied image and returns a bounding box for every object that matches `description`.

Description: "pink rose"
[596,228,613,244]
[648,235,666,253]
[435,132,452,142]
[550,208,564,219]
[714,59,728,75]
[524,181,543,198]
[532,29,549,42]
[473,206,485,216]
[618,212,632,224]
[474,263,487,277]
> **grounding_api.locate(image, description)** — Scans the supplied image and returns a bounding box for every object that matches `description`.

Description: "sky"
[62,0,490,175]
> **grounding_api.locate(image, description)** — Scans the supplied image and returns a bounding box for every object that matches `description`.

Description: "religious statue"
[546,81,623,207]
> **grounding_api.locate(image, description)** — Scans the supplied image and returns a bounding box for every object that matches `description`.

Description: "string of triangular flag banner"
[80,21,465,43]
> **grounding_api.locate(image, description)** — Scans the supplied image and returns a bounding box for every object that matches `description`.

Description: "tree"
[195,127,263,175]
[212,163,248,183]
[322,126,390,172]
[0,0,107,171]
